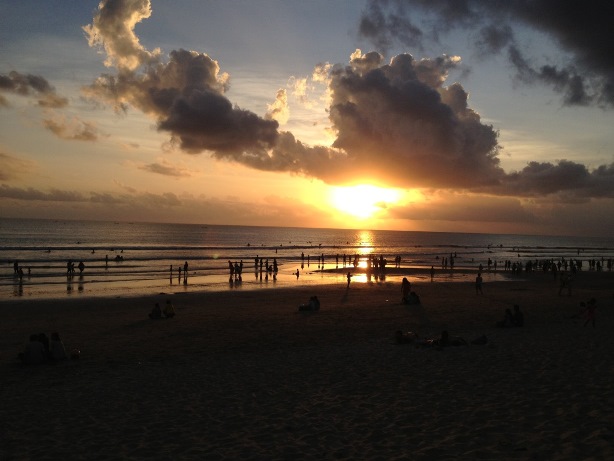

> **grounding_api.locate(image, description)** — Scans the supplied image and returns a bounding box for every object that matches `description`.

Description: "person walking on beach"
[475,272,483,294]
[346,271,352,288]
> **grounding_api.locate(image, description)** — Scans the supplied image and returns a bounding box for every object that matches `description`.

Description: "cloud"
[43,115,99,141]
[265,89,289,125]
[390,193,536,224]
[0,184,85,202]
[83,0,160,71]
[494,160,614,199]
[359,0,614,108]
[322,50,503,188]
[84,1,278,155]
[82,0,614,201]
[0,152,37,181]
[0,183,327,229]
[139,161,192,177]
[0,71,68,108]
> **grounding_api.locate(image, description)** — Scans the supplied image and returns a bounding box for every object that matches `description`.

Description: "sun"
[329,184,401,219]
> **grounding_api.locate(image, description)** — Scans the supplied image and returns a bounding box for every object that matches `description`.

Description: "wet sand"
[2,271,614,460]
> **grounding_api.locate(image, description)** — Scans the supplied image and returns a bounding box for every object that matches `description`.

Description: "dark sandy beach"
[2,271,614,460]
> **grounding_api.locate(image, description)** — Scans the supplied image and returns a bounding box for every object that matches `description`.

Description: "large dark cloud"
[325,51,504,188]
[82,0,614,200]
[84,0,279,156]
[359,0,614,108]
[495,160,614,199]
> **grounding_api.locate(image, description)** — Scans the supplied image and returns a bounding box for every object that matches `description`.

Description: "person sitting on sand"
[49,332,68,361]
[19,334,47,365]
[497,308,514,328]
[163,300,176,318]
[401,277,411,303]
[406,291,421,305]
[149,303,162,319]
[512,304,524,327]
[299,296,320,311]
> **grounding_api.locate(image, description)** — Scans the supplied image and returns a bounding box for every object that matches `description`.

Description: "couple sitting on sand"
[299,296,320,312]
[496,304,524,328]
[19,332,68,365]
[395,330,467,348]
[401,277,420,305]
[149,300,176,319]
[571,298,596,327]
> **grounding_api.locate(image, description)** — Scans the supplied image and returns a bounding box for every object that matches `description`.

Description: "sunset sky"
[1,0,614,237]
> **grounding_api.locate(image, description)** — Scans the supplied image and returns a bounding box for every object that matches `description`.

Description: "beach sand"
[2,271,614,460]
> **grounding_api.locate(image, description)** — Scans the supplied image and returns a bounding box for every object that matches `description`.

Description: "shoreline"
[1,263,538,301]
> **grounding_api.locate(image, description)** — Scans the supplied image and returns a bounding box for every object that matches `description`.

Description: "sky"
[1,0,614,237]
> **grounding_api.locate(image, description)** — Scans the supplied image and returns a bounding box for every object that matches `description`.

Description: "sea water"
[2,218,613,299]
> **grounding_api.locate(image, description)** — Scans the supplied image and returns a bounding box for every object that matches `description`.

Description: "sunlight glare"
[329,185,401,219]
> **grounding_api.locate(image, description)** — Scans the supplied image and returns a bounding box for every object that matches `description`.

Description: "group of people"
[298,296,321,312]
[496,304,524,328]
[149,300,176,319]
[19,332,69,365]
[170,261,189,284]
[66,260,86,275]
[571,298,597,327]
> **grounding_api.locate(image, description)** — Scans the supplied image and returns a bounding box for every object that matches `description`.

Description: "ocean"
[2,218,613,299]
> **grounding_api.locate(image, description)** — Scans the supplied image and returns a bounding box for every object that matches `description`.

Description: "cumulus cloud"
[324,50,503,188]
[81,0,614,201]
[359,0,614,108]
[84,1,278,156]
[0,71,68,108]
[265,89,289,125]
[83,0,160,71]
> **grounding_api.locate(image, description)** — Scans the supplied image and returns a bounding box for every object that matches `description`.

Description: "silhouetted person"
[149,303,162,319]
[164,300,175,318]
[475,272,483,294]
[512,304,524,327]
[19,334,47,365]
[49,332,68,361]
[401,277,411,303]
